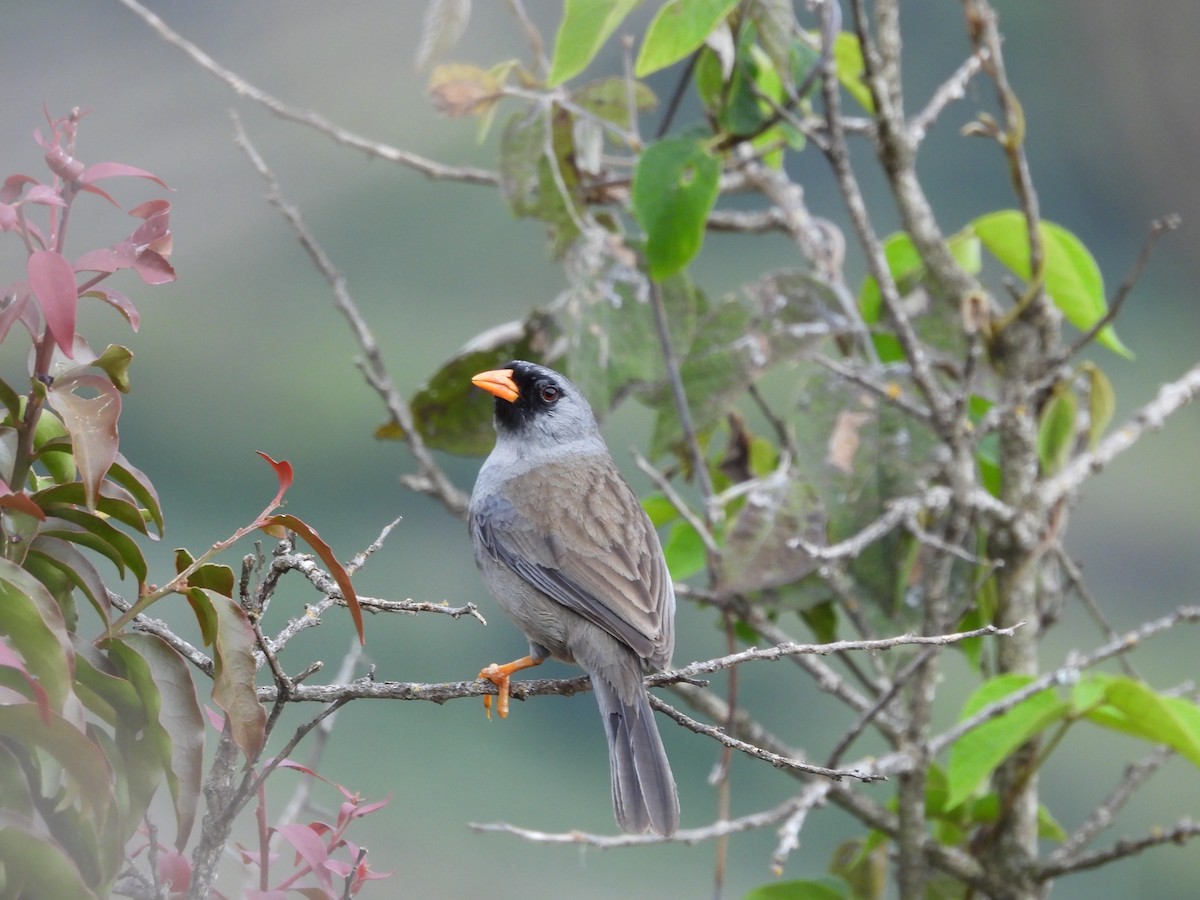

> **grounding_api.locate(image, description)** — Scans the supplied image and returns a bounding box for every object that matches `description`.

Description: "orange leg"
[477,655,543,719]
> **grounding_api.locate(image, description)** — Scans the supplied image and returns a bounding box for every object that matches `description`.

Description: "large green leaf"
[945,674,1069,810]
[745,880,847,900]
[547,0,641,86]
[635,0,740,77]
[27,535,111,624]
[0,557,75,716]
[0,705,113,818]
[632,137,720,279]
[40,509,147,582]
[1080,674,1200,768]
[107,452,164,539]
[973,210,1132,358]
[0,814,101,899]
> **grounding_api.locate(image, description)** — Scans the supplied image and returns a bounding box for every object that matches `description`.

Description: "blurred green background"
[2,2,1197,897]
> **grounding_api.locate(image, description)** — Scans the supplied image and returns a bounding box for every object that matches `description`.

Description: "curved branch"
[116,0,497,184]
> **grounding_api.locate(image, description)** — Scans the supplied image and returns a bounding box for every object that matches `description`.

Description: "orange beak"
[471,368,520,404]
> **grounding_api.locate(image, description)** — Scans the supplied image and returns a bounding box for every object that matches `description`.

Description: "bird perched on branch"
[469,360,679,836]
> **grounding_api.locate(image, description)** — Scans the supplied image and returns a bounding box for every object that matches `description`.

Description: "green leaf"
[945,674,1069,810]
[40,509,147,582]
[632,137,721,279]
[36,482,150,537]
[745,879,846,900]
[641,493,679,528]
[92,344,133,393]
[572,77,657,132]
[27,535,111,623]
[1036,386,1077,475]
[0,705,113,818]
[113,634,204,850]
[1081,361,1116,449]
[1082,675,1200,768]
[833,32,873,112]
[548,0,641,86]
[187,588,266,760]
[0,557,75,715]
[635,0,740,77]
[663,520,708,581]
[0,814,101,899]
[972,211,1132,358]
[107,452,164,539]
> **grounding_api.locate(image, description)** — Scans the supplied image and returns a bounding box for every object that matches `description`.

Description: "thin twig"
[1037,817,1200,880]
[230,113,470,518]
[116,0,497,184]
[649,694,885,782]
[1060,214,1181,363]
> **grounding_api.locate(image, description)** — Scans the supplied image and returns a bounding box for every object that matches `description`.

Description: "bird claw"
[478,663,511,719]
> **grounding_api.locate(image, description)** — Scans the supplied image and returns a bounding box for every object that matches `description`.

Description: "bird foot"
[476,655,542,719]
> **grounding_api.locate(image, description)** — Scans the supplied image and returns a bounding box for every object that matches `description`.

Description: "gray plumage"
[469,360,679,836]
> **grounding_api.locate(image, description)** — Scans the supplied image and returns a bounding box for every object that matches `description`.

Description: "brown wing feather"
[472,454,673,667]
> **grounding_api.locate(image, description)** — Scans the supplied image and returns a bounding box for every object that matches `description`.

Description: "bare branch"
[1037,817,1200,881]
[230,113,470,518]
[1043,361,1200,503]
[116,0,497,185]
[469,789,829,847]
[648,694,886,783]
[1045,745,1174,870]
[1060,214,1181,362]
[909,50,989,145]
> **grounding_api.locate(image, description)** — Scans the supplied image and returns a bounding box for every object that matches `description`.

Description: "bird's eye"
[539,384,560,403]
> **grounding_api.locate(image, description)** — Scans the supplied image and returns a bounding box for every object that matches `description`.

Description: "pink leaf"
[202,705,227,732]
[155,848,192,893]
[0,639,52,722]
[0,290,34,343]
[78,183,119,207]
[45,374,121,510]
[1,174,36,203]
[273,824,333,892]
[81,161,169,189]
[133,248,176,285]
[82,288,140,331]
[23,184,65,207]
[0,205,16,232]
[27,249,79,356]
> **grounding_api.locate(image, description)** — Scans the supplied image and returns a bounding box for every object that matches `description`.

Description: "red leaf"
[27,249,78,356]
[255,451,294,511]
[80,161,169,189]
[261,513,364,645]
[0,480,46,521]
[45,374,121,511]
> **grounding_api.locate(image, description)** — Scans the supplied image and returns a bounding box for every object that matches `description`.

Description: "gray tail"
[592,674,679,836]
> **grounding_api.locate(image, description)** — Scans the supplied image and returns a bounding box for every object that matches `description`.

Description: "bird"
[468,360,680,836]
